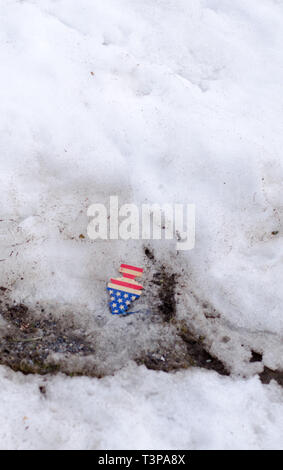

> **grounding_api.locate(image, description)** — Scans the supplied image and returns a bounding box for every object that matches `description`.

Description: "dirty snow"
[0,0,283,449]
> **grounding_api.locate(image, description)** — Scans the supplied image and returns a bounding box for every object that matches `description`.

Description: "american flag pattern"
[107,264,144,315]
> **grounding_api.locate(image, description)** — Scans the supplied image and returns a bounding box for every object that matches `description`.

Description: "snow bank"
[0,0,282,375]
[0,0,283,449]
[0,364,282,450]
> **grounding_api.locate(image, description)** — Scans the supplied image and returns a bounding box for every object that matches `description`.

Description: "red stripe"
[120,264,143,273]
[111,279,143,290]
[122,273,136,279]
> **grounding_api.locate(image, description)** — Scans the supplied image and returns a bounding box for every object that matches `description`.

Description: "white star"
[120,305,124,310]
[112,303,117,307]
[126,300,130,305]
[114,309,119,313]
[124,294,128,298]
[111,297,115,301]
[118,298,123,303]
[109,290,113,294]
[131,296,136,301]
[117,292,121,296]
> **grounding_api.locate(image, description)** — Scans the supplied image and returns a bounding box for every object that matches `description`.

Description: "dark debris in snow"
[0,248,282,387]
[0,301,95,375]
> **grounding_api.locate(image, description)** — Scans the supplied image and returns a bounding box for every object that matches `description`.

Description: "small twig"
[7,337,43,343]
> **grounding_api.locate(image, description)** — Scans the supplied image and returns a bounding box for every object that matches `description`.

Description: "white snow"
[0,0,283,449]
[0,363,283,450]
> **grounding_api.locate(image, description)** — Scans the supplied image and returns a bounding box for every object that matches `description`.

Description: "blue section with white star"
[107,287,140,315]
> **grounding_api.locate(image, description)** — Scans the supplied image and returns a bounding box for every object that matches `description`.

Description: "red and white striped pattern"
[107,264,144,296]
[119,264,143,279]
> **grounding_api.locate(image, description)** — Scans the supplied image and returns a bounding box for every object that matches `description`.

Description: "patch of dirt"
[0,246,280,386]
[39,385,47,396]
[259,367,283,387]
[136,326,229,375]
[0,302,95,375]
[141,245,229,375]
[135,350,190,373]
[144,246,155,262]
[177,324,229,376]
[144,245,178,322]
[151,267,178,322]
[250,350,263,363]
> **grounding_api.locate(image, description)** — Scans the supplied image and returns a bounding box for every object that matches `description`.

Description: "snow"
[0,364,282,450]
[0,0,283,449]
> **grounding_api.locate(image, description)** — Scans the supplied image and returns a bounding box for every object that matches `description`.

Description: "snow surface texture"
[0,0,282,449]
[0,364,283,450]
